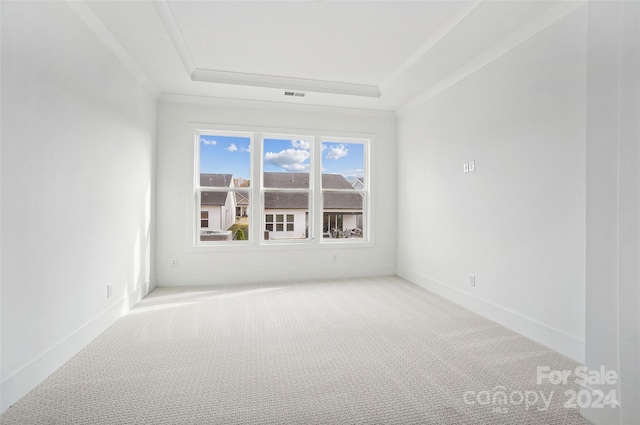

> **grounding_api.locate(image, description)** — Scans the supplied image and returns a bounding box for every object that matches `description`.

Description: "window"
[196,131,252,243]
[322,140,366,239]
[265,213,295,232]
[262,135,312,241]
[194,127,369,246]
[201,211,209,228]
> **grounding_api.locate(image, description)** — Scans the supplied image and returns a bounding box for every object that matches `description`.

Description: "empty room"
[1,1,638,424]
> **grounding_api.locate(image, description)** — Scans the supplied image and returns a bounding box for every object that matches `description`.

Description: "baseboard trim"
[1,283,151,413]
[398,269,585,363]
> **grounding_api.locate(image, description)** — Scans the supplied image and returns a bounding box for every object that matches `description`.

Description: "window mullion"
[312,136,322,243]
[252,132,262,244]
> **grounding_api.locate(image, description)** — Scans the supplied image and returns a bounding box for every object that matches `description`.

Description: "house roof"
[351,177,365,189]
[200,173,233,206]
[264,172,310,189]
[324,192,363,210]
[235,191,249,206]
[263,172,358,189]
[199,172,362,209]
[265,192,309,209]
[264,172,362,210]
[322,174,355,190]
[201,174,233,187]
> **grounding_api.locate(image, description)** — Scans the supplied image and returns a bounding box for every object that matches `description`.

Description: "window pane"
[266,214,273,222]
[200,134,251,186]
[323,192,364,239]
[263,136,311,188]
[321,141,365,189]
[199,190,249,242]
[263,191,309,241]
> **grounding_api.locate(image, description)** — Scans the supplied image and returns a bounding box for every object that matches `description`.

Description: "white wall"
[1,1,156,412]
[583,1,640,424]
[156,100,396,286]
[397,6,587,362]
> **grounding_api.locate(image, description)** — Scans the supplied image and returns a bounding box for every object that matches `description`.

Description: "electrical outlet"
[106,284,113,298]
[468,274,476,287]
[171,258,178,267]
[469,160,475,172]
[332,254,338,262]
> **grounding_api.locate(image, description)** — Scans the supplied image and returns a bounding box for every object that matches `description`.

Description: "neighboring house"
[264,172,363,240]
[235,191,249,218]
[351,177,365,191]
[198,172,362,240]
[200,174,236,233]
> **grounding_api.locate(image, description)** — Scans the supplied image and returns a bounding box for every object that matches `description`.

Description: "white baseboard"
[1,283,151,413]
[398,269,585,363]
[156,264,396,286]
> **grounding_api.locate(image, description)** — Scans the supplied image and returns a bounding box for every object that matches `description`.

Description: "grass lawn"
[227,222,249,240]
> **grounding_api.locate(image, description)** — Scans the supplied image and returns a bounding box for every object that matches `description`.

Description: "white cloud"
[226,143,238,152]
[291,139,311,149]
[281,163,309,171]
[201,138,217,146]
[265,148,310,171]
[242,144,251,153]
[325,144,348,160]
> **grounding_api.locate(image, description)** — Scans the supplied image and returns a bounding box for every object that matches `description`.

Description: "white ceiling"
[80,1,585,114]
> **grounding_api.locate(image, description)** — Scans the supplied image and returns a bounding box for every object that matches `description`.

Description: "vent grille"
[284,91,306,97]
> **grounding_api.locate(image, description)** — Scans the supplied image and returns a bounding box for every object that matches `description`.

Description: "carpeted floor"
[1,276,590,424]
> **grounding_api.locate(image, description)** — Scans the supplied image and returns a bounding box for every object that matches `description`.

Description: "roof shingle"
[200,173,233,206]
[263,172,362,210]
[199,172,362,209]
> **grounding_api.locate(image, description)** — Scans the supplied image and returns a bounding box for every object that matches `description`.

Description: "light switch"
[469,160,475,172]
[463,162,469,173]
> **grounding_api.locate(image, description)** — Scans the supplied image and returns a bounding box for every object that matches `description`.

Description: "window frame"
[190,123,373,251]
[194,129,253,246]
[319,137,369,244]
[261,132,314,244]
[200,210,209,228]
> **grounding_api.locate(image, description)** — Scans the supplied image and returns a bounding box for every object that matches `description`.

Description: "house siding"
[265,209,307,240]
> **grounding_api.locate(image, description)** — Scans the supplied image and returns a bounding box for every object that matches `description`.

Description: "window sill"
[188,239,374,253]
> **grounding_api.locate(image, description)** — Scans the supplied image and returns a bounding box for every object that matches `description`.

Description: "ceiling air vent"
[284,91,306,97]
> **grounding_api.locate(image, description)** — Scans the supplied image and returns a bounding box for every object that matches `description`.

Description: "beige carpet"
[1,276,590,424]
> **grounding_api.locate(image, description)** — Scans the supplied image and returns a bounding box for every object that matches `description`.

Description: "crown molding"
[65,1,161,99]
[152,0,196,75]
[159,93,395,119]
[380,0,483,92]
[396,0,587,117]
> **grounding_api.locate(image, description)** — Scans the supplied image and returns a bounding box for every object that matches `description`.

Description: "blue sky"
[200,134,364,181]
[321,141,364,181]
[263,138,311,173]
[200,135,251,179]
